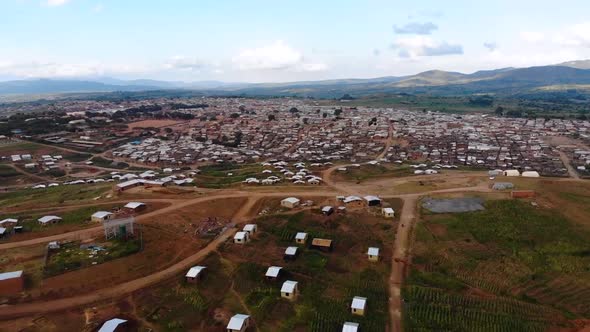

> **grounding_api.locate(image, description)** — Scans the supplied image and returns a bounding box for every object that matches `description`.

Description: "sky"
[1,0,590,83]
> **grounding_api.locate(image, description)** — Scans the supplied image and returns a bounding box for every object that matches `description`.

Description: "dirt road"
[389,195,418,332]
[557,150,580,180]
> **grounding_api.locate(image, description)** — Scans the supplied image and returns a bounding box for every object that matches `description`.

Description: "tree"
[268,114,276,121]
[302,118,309,125]
[322,112,328,118]
[334,109,343,116]
[230,113,240,119]
[495,106,504,116]
[289,107,299,113]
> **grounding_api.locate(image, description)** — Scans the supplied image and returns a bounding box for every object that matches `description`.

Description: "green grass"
[90,156,129,169]
[403,200,590,331]
[0,142,44,153]
[339,164,412,182]
[196,162,263,188]
[0,164,19,177]
[0,184,111,208]
[0,205,117,232]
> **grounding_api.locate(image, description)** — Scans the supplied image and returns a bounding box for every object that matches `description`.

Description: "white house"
[0,218,18,226]
[124,202,146,211]
[227,314,250,332]
[284,246,299,260]
[185,266,206,283]
[234,231,249,244]
[281,280,299,300]
[351,296,367,316]
[281,197,300,209]
[38,215,62,226]
[368,247,380,262]
[91,211,114,223]
[98,318,128,332]
[522,171,540,178]
[504,170,520,177]
[243,224,257,235]
[295,232,308,244]
[382,208,395,218]
[342,322,360,332]
[265,266,283,280]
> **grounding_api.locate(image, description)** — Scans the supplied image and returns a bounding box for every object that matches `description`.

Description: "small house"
[281,280,299,301]
[0,228,6,238]
[295,232,308,244]
[321,206,334,216]
[368,247,380,262]
[91,211,114,223]
[227,314,250,332]
[281,197,300,209]
[522,171,540,178]
[243,224,257,235]
[343,196,363,208]
[311,238,333,252]
[0,270,24,296]
[124,202,146,212]
[185,266,206,283]
[234,231,249,244]
[351,296,367,316]
[284,246,299,261]
[363,195,381,206]
[503,170,520,177]
[97,318,129,332]
[265,266,283,280]
[342,322,360,332]
[382,208,395,218]
[38,215,62,226]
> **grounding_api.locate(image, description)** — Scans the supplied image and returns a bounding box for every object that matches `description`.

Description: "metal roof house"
[185,266,206,283]
[351,296,367,316]
[281,280,299,301]
[227,314,250,332]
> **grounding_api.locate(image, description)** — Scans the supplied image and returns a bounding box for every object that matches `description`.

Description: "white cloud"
[45,0,71,7]
[232,40,327,72]
[93,3,104,13]
[164,56,206,71]
[393,22,438,35]
[0,60,147,78]
[520,31,545,43]
[391,36,463,58]
[554,22,590,48]
[483,42,498,52]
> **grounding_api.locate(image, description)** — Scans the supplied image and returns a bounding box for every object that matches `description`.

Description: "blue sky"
[1,0,590,82]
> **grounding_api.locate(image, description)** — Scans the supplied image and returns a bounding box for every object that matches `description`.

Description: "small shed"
[284,246,299,261]
[295,232,308,244]
[185,266,206,283]
[0,270,24,296]
[227,314,250,332]
[281,197,301,209]
[98,318,129,332]
[0,218,18,227]
[321,206,334,216]
[124,202,146,212]
[243,224,258,235]
[0,228,6,238]
[265,266,283,280]
[351,296,367,316]
[368,247,380,262]
[342,322,360,332]
[522,171,540,178]
[382,208,395,218]
[281,280,299,300]
[503,170,520,177]
[234,231,249,244]
[363,195,381,206]
[343,196,363,208]
[38,215,62,226]
[91,211,114,223]
[311,238,333,252]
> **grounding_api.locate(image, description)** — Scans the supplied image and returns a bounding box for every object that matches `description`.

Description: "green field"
[0,183,111,209]
[195,163,264,188]
[0,205,117,232]
[0,164,19,177]
[403,200,590,331]
[338,164,413,182]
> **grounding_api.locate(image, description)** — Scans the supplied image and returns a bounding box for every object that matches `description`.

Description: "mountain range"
[1,60,590,99]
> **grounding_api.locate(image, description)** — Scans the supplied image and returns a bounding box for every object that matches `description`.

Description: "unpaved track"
[389,195,418,332]
[558,150,581,180]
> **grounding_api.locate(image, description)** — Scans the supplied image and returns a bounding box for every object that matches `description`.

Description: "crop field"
[403,199,590,331]
[128,207,400,331]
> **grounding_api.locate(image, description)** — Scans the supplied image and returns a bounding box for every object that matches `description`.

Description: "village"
[1,97,590,332]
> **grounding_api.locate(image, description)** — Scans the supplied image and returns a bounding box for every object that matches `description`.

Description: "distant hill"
[557,60,590,70]
[2,62,590,99]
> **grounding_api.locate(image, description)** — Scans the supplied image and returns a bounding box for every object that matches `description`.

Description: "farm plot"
[404,199,590,331]
[128,209,397,331]
[0,183,112,210]
[195,163,264,188]
[334,164,413,183]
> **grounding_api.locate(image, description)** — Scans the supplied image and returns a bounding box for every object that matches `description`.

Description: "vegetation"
[404,200,590,331]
